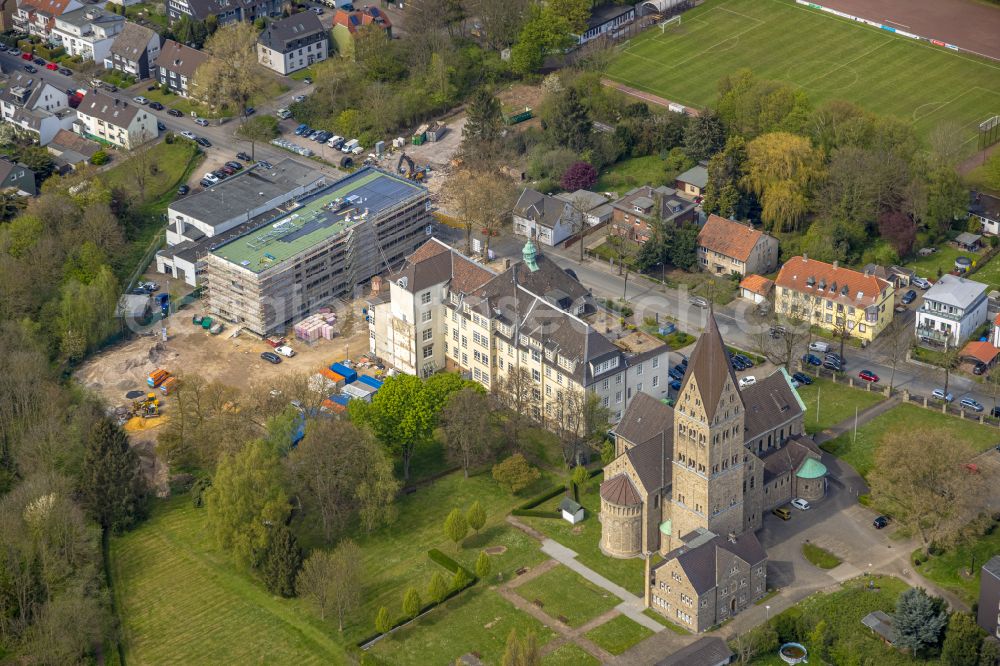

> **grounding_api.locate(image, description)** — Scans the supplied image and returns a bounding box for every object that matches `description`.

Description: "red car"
[45,62,57,71]
[21,52,31,60]
[858,370,879,383]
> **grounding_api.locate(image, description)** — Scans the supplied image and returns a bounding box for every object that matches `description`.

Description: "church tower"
[668,312,746,546]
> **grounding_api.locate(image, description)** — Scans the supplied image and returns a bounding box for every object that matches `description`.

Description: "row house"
[13,0,81,37]
[154,39,209,98]
[166,0,282,26]
[104,21,161,79]
[609,185,698,245]
[51,6,124,63]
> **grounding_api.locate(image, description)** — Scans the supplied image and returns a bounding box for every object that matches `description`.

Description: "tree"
[894,587,948,657]
[444,508,468,547]
[979,636,999,666]
[261,524,302,597]
[466,501,486,533]
[78,416,147,532]
[492,453,540,493]
[205,439,289,568]
[600,440,615,465]
[192,22,267,118]
[348,374,434,481]
[752,306,809,370]
[374,606,392,634]
[472,0,530,49]
[89,150,109,166]
[475,551,492,580]
[493,367,534,450]
[878,210,917,257]
[743,132,823,232]
[502,629,541,666]
[441,387,495,477]
[426,572,448,604]
[870,429,984,553]
[402,587,422,619]
[683,109,726,161]
[807,619,832,664]
[286,419,398,542]
[550,389,611,466]
[926,166,968,236]
[548,87,592,153]
[463,87,503,147]
[452,566,471,590]
[702,135,752,220]
[560,161,597,191]
[881,313,912,392]
[571,464,589,489]
[236,114,280,160]
[941,611,985,666]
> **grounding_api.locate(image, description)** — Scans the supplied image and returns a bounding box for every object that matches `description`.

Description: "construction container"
[343,382,375,401]
[504,107,533,125]
[147,369,169,388]
[426,122,447,142]
[201,316,213,330]
[330,362,357,383]
[318,367,346,387]
[330,394,350,407]
[412,123,428,145]
[358,375,383,391]
[159,376,179,395]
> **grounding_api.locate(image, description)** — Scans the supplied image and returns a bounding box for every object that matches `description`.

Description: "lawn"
[366,587,556,665]
[802,542,842,569]
[606,0,1000,151]
[102,139,201,213]
[514,565,621,627]
[542,643,601,665]
[522,475,646,596]
[913,525,1000,604]
[821,402,999,478]
[583,615,653,656]
[143,87,229,119]
[594,155,668,196]
[110,498,349,665]
[794,377,885,435]
[970,251,1000,292]
[904,245,974,280]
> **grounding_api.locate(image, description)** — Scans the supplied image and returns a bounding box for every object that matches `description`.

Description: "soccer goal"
[660,15,682,33]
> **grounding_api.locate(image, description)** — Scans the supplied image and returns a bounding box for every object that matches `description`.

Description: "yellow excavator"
[397,153,425,181]
[131,393,160,419]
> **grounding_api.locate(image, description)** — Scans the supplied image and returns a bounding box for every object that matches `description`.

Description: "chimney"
[802,253,808,262]
[728,531,737,544]
[832,260,838,269]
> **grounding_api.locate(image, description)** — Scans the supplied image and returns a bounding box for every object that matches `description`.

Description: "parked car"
[276,107,292,119]
[133,96,149,104]
[932,388,954,402]
[303,77,312,85]
[149,101,164,110]
[32,57,44,65]
[20,53,31,60]
[236,152,252,161]
[177,184,190,195]
[912,276,932,289]
[689,296,709,308]
[194,117,209,126]
[791,372,813,385]
[669,379,682,391]
[45,62,57,71]
[790,498,810,510]
[199,178,214,187]
[260,351,282,364]
[244,106,255,116]
[225,161,243,171]
[772,506,791,521]
[823,358,843,372]
[167,108,183,117]
[180,130,197,140]
[23,65,36,73]
[992,406,1000,419]
[802,353,822,366]
[900,289,917,305]
[961,397,984,412]
[258,160,272,169]
[58,67,72,76]
[219,165,235,176]
[157,121,166,131]
[873,515,889,529]
[293,94,307,103]
[294,123,309,135]
[974,363,987,376]
[858,369,879,383]
[730,355,746,371]
[274,345,296,357]
[733,354,753,368]
[824,351,843,364]
[738,376,757,389]
[668,367,684,381]
[808,340,830,353]
[195,137,212,148]
[202,172,220,184]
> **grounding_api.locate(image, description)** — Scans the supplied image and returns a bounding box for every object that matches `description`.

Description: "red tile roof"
[775,256,891,308]
[600,474,642,506]
[739,274,774,296]
[697,214,766,262]
[993,312,1000,326]
[961,340,998,366]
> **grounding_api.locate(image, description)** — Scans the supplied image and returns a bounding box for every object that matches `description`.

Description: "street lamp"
[765,605,770,622]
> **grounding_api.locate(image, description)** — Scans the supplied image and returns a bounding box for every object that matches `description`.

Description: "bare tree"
[192,22,268,119]
[550,388,610,466]
[441,387,496,477]
[296,540,364,631]
[492,366,534,451]
[126,129,157,203]
[881,313,912,392]
[753,305,809,369]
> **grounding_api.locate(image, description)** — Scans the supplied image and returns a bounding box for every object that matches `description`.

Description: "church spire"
[681,309,740,421]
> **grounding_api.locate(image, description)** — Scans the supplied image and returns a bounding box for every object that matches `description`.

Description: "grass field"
[607,0,1000,149]
[913,526,1000,604]
[821,402,999,478]
[904,245,975,280]
[542,643,601,666]
[584,615,654,655]
[802,542,842,569]
[514,565,620,627]
[794,377,885,435]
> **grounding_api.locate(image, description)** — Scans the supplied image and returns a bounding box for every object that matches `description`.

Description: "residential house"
[51,6,124,62]
[696,214,778,277]
[915,274,989,347]
[331,6,391,59]
[74,88,158,149]
[512,188,583,247]
[609,185,698,245]
[993,313,1000,348]
[739,274,773,305]
[367,238,673,424]
[154,40,209,98]
[774,256,895,343]
[971,191,1000,236]
[0,73,76,145]
[978,555,1000,639]
[257,12,329,76]
[554,189,613,228]
[578,3,634,44]
[46,128,101,170]
[676,164,708,199]
[0,157,37,196]
[166,0,282,25]
[105,22,161,80]
[13,0,82,38]
[862,263,915,289]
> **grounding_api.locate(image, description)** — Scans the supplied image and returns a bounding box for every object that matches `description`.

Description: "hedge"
[511,508,561,519]
[356,550,478,647]
[516,484,567,511]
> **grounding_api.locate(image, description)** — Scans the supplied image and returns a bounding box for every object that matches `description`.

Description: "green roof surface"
[211,168,424,274]
[796,458,827,479]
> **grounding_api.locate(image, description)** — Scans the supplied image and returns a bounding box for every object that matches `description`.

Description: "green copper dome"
[796,457,827,479]
[522,240,539,272]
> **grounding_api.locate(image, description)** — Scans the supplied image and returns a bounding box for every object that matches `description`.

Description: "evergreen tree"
[402,587,422,618]
[979,635,999,666]
[79,416,147,533]
[941,612,985,666]
[475,551,492,580]
[548,88,592,153]
[466,501,486,534]
[463,88,504,146]
[444,508,468,548]
[452,567,471,590]
[894,587,948,657]
[684,110,727,162]
[374,606,392,634]
[427,572,448,604]
[261,524,302,598]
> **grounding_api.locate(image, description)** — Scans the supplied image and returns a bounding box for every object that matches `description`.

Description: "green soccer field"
[606,0,1000,150]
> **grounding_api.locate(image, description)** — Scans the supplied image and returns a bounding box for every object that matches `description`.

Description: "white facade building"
[915,274,989,348]
[0,73,76,145]
[51,6,124,62]
[74,89,157,149]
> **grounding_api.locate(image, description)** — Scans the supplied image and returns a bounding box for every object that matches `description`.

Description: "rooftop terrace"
[210,168,426,274]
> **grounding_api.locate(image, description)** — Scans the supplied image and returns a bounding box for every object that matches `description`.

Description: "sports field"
[606,0,1000,149]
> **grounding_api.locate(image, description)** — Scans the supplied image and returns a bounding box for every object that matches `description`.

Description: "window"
[602,396,609,407]
[652,357,659,369]
[616,391,622,403]
[636,382,643,392]
[602,379,609,390]
[545,385,552,397]
[635,363,643,375]
[616,373,623,385]
[532,369,541,382]
[421,310,432,322]
[421,292,431,305]
[422,344,433,358]
[461,336,468,348]
[652,376,659,388]
[421,329,433,341]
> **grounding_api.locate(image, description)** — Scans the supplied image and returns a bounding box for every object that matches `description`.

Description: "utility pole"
[816,386,820,426]
[853,405,859,445]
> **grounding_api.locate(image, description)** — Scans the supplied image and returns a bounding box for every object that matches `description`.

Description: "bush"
[511,508,561,518]
[492,453,541,494]
[560,161,598,191]
[516,484,567,511]
[90,150,109,166]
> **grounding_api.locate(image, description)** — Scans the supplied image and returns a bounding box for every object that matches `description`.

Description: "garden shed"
[559,497,585,524]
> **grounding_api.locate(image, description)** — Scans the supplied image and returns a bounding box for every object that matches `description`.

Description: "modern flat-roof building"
[916,273,989,348]
[204,167,432,335]
[978,555,1000,639]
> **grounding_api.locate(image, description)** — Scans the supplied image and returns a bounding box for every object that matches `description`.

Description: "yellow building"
[774,256,895,342]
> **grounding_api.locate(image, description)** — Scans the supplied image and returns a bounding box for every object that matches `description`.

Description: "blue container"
[330,362,357,383]
[358,375,383,390]
[330,394,350,407]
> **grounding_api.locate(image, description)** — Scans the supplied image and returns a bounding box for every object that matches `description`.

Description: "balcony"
[918,304,963,322]
[915,325,951,345]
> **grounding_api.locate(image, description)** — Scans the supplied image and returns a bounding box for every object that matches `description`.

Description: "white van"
[274,345,296,358]
[808,341,830,353]
[276,108,292,119]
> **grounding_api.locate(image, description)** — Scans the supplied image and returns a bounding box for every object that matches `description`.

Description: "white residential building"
[512,188,583,247]
[13,0,83,38]
[51,6,124,62]
[257,12,328,75]
[0,73,76,145]
[73,89,158,149]
[915,274,989,348]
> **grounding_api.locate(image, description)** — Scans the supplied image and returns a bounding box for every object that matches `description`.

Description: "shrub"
[402,587,421,619]
[560,161,598,191]
[374,606,391,634]
[475,551,491,580]
[90,150,109,166]
[492,453,540,494]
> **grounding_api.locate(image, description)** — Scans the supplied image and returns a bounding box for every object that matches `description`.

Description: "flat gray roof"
[925,274,988,309]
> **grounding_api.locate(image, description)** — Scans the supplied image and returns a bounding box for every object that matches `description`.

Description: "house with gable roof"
[512,188,583,247]
[697,214,778,277]
[154,39,210,98]
[257,12,329,75]
[13,0,82,38]
[332,5,391,59]
[105,22,162,79]
[0,72,76,145]
[74,88,158,149]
